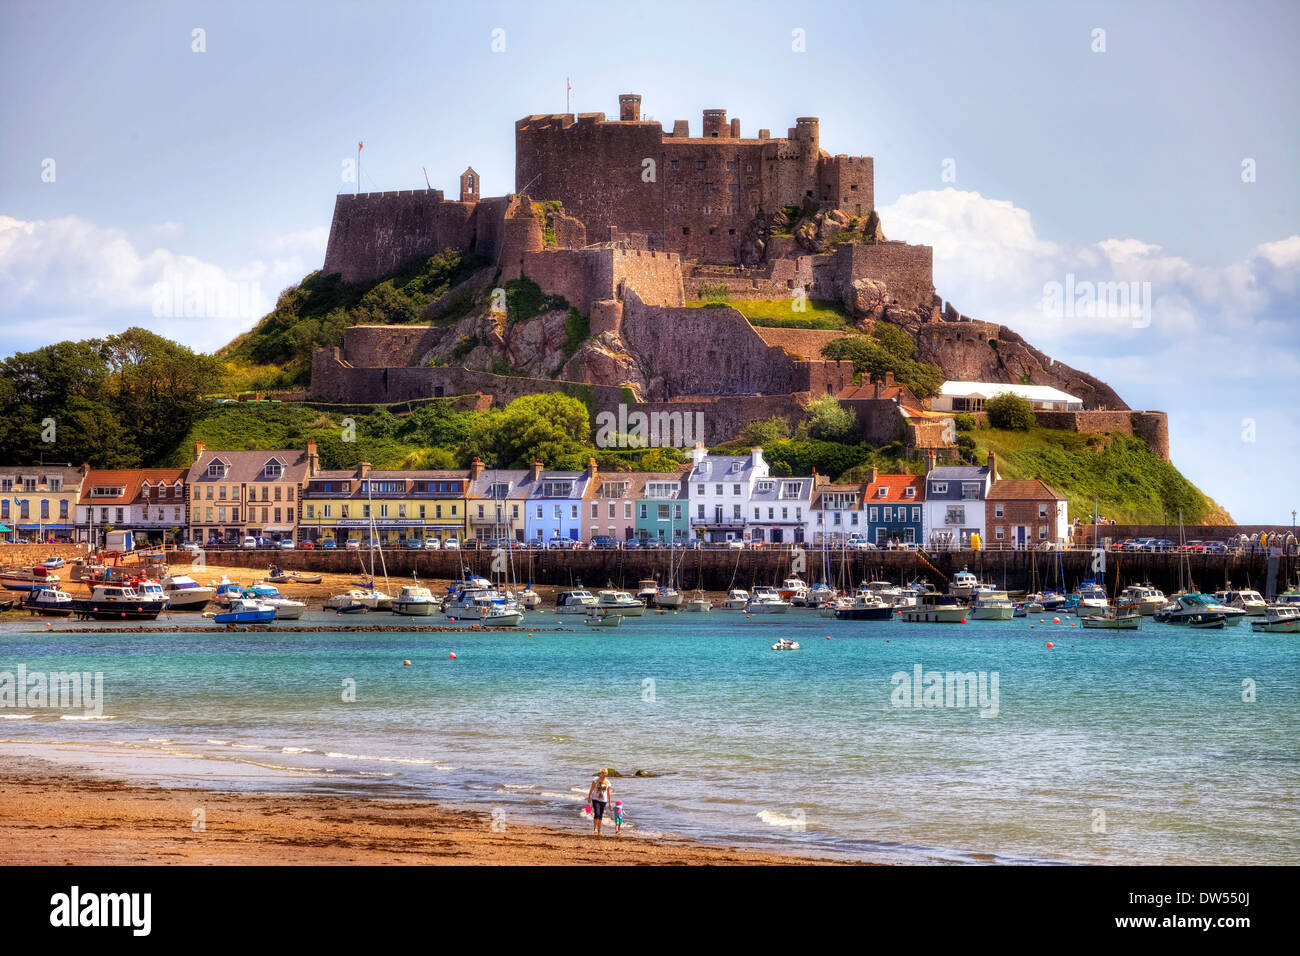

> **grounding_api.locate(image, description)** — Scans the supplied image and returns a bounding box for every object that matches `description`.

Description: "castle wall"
[842,242,934,310]
[521,249,611,316]
[611,249,685,306]
[322,191,514,284]
[1033,410,1170,460]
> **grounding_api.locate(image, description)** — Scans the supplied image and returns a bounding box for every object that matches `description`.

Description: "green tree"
[985,393,1036,431]
[460,393,591,468]
[805,395,856,441]
[740,416,790,446]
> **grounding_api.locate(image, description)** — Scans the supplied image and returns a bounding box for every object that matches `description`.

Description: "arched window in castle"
[466,174,474,192]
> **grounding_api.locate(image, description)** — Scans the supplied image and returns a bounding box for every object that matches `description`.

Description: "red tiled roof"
[863,473,925,503]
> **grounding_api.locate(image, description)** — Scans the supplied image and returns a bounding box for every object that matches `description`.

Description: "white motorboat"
[722,589,750,610]
[1154,593,1245,628]
[1118,584,1167,616]
[161,573,215,611]
[901,593,967,623]
[1072,579,1111,618]
[1251,606,1300,633]
[634,579,660,604]
[477,598,523,626]
[596,590,644,616]
[949,568,987,601]
[554,590,599,615]
[1216,589,1268,616]
[513,587,542,609]
[1081,608,1142,630]
[771,638,799,651]
[745,586,792,614]
[326,589,392,611]
[584,609,623,627]
[684,591,711,612]
[861,580,905,606]
[393,585,438,616]
[803,582,836,608]
[833,592,893,621]
[969,590,1016,621]
[242,583,306,620]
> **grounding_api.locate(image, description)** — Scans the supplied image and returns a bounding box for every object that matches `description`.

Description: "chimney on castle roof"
[618,93,641,122]
[470,457,484,482]
[530,459,544,483]
[194,441,205,464]
[671,119,689,138]
[730,117,740,138]
[703,109,728,139]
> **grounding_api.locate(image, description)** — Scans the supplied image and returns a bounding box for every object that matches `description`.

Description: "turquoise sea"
[1,608,1297,864]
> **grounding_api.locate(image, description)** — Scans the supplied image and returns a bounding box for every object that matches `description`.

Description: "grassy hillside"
[217,249,490,389]
[972,426,1233,525]
[686,298,852,330]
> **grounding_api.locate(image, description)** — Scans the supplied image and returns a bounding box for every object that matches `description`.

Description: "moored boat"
[23,587,75,617]
[721,589,750,610]
[392,585,438,616]
[210,598,277,625]
[1080,608,1142,629]
[161,573,214,611]
[969,590,1016,621]
[833,591,893,621]
[771,638,799,650]
[70,584,167,621]
[596,590,644,616]
[1250,606,1300,633]
[0,566,62,591]
[745,586,792,614]
[901,592,967,623]
[1118,584,1167,616]
[554,590,599,615]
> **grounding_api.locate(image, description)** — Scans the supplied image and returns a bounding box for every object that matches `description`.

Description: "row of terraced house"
[1,443,1068,550]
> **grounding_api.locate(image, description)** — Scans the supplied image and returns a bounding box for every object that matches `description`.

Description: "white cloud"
[0,215,327,356]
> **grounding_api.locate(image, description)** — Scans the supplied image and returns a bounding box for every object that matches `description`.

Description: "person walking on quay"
[587,768,613,836]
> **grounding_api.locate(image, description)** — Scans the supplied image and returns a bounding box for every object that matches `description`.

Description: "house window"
[624,503,632,519]
[264,462,282,478]
[640,504,648,519]
[912,507,920,522]
[1039,504,1048,517]
[697,504,705,519]
[850,513,858,525]
[754,508,760,520]
[905,487,916,498]
[869,507,878,522]
[608,502,616,519]
[995,504,1004,517]
[996,526,1005,539]
[1039,525,1048,540]
[732,505,741,520]
[946,506,965,525]
[305,505,315,519]
[591,502,598,519]
[931,482,948,495]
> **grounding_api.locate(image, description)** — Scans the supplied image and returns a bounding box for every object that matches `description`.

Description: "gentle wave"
[58,715,115,721]
[0,714,35,720]
[756,809,815,829]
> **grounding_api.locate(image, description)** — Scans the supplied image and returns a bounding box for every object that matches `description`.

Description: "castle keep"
[313,93,1165,456]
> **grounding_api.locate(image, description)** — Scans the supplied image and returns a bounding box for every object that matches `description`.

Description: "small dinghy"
[771,638,800,651]
[584,609,623,627]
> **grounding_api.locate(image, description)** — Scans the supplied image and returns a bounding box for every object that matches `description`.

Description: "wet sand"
[0,762,846,865]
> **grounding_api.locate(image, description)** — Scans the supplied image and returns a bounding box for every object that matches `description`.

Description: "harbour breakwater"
[169,547,1290,597]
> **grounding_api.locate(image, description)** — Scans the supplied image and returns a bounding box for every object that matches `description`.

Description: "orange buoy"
[449,652,456,660]
[1046,642,1054,648]
[961,618,967,624]
[1052,617,1060,624]
[403,660,411,666]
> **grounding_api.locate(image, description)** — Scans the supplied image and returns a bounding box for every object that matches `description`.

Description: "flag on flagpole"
[358,141,364,151]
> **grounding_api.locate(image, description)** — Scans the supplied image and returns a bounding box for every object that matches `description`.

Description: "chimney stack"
[358,461,372,479]
[306,439,318,476]
[870,466,878,485]
[530,459,544,483]
[194,441,205,464]
[988,452,998,479]
[470,457,484,482]
[926,449,938,473]
[703,109,728,139]
[586,457,598,480]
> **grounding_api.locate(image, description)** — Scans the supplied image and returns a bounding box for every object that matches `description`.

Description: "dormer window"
[931,482,948,495]
[904,487,916,498]
[877,487,888,497]
[206,461,227,479]
[264,461,283,479]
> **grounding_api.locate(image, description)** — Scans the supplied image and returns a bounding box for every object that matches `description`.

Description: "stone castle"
[312,93,1168,459]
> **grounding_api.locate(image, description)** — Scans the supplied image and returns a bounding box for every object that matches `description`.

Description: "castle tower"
[619,93,641,122]
[794,117,820,152]
[459,166,480,203]
[703,109,729,138]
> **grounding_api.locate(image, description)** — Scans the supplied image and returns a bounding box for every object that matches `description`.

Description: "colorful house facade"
[632,472,689,543]
[863,472,925,546]
[985,479,1069,548]
[921,453,997,549]
[77,468,187,546]
[186,441,314,545]
[300,464,470,546]
[0,464,86,542]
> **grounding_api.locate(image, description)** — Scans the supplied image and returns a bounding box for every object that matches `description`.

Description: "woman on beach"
[587,768,613,836]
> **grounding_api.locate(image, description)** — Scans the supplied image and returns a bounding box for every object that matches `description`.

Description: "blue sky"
[1,0,1296,523]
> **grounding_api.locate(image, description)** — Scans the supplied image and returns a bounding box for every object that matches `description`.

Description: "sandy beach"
[0,761,845,866]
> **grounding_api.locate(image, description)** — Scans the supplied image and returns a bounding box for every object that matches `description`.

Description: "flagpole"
[357,141,361,196]
[566,77,570,113]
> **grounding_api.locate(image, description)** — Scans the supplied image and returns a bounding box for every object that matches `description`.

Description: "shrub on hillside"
[984,393,1036,430]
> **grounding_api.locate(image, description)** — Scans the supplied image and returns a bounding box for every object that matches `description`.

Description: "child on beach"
[613,800,625,836]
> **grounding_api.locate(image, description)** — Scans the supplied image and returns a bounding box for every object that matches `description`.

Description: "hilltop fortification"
[313,93,1164,458]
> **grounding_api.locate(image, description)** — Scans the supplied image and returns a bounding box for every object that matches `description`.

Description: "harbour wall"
[164,548,1289,597]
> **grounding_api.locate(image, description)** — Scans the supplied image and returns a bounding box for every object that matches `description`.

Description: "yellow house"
[299,464,470,547]
[0,464,87,542]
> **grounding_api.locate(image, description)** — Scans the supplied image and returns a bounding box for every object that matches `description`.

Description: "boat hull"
[901,607,966,623]
[71,600,167,621]
[1081,615,1142,630]
[392,601,437,616]
[833,606,893,621]
[970,606,1015,621]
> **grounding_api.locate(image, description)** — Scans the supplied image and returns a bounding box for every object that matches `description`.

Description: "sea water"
[1,610,1296,864]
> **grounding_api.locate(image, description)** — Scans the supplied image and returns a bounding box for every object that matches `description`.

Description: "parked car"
[423,538,441,549]
[299,541,315,550]
[345,539,361,550]
[443,538,460,550]
[1203,540,1228,553]
[589,535,617,550]
[545,537,575,550]
[320,538,336,549]
[240,536,258,549]
[727,539,746,550]
[1181,540,1206,553]
[278,539,295,550]
[180,541,202,553]
[1150,539,1175,552]
[41,557,66,569]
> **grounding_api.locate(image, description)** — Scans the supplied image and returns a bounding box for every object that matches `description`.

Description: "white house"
[921,453,998,549]
[748,475,813,545]
[687,445,769,543]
